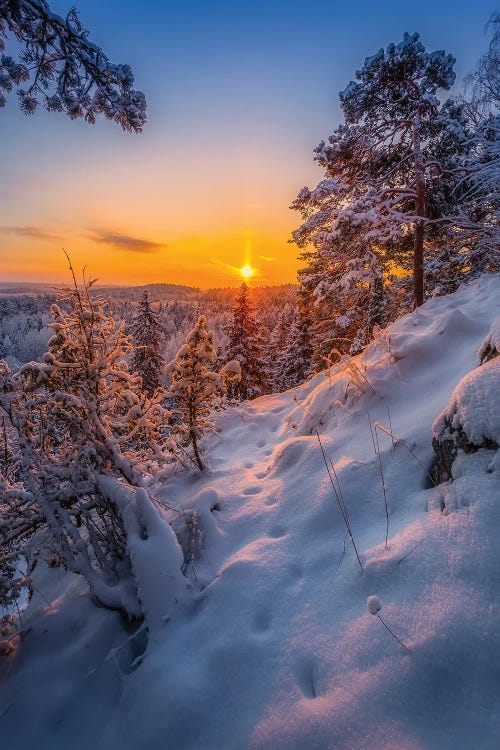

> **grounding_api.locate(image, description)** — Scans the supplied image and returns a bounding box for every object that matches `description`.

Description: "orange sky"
[1,227,299,289]
[1,0,486,288]
[1,111,318,288]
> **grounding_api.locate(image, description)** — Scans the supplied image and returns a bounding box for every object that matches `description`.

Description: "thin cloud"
[259,255,276,262]
[90,230,165,254]
[1,225,63,241]
[208,258,242,274]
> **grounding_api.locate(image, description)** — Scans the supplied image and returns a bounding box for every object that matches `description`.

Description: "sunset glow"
[239,263,255,279]
[1,2,490,288]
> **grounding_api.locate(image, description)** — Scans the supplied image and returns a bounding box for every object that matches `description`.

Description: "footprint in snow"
[243,486,261,495]
[252,609,272,634]
[294,656,320,699]
[268,524,287,539]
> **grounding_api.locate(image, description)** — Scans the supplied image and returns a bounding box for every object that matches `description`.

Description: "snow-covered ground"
[2,274,500,750]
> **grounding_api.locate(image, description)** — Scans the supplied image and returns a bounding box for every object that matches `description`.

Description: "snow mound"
[477,316,500,363]
[433,357,500,448]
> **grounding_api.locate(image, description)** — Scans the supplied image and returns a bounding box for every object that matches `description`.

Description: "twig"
[335,531,350,575]
[377,613,410,651]
[397,539,424,564]
[386,405,396,449]
[373,422,448,509]
[315,429,364,574]
[368,412,390,548]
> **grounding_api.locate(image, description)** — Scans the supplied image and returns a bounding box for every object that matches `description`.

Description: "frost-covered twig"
[367,595,409,651]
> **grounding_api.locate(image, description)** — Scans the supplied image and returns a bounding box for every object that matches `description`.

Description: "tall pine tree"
[225,283,267,400]
[130,289,165,396]
[292,32,470,311]
[274,302,314,390]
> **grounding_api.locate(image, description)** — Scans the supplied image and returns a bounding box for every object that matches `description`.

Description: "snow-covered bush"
[432,357,500,481]
[167,316,240,470]
[0,275,186,622]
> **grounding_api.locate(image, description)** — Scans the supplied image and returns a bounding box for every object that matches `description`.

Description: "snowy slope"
[2,274,500,750]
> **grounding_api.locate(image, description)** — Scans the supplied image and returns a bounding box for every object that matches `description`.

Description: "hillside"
[1,274,500,750]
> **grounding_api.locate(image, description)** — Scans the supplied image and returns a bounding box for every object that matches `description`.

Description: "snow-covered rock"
[432,357,500,481]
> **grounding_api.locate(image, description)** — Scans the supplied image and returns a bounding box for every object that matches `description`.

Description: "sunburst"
[239,263,255,279]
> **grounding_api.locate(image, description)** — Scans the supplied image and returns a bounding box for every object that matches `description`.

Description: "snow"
[2,274,500,749]
[433,357,500,446]
[367,595,382,615]
[477,316,500,362]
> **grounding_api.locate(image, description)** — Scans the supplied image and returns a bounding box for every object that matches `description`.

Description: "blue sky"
[0,0,496,285]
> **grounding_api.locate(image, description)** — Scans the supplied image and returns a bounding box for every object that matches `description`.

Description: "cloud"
[259,255,276,262]
[0,225,63,241]
[208,258,241,274]
[90,230,165,253]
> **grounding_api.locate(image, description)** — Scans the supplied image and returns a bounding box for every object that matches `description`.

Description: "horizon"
[0,278,298,292]
[0,0,496,286]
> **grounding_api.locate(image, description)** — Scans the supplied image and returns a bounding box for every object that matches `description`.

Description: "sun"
[239,263,255,279]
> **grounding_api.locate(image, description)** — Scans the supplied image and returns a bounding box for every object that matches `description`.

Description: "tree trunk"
[413,110,426,308]
[191,432,204,472]
[413,210,425,308]
[188,401,204,471]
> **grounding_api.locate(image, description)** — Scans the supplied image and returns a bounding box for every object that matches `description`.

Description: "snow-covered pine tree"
[224,283,267,400]
[130,289,165,396]
[266,304,295,391]
[0,272,186,622]
[458,16,500,277]
[0,0,146,130]
[274,302,314,390]
[366,270,386,336]
[298,242,386,367]
[167,316,240,471]
[292,32,470,310]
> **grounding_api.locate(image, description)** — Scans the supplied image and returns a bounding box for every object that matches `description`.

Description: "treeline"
[0,284,308,394]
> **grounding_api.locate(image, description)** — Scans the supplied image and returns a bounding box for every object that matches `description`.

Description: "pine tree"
[266,304,294,390]
[274,303,314,390]
[225,283,267,400]
[292,32,470,310]
[167,316,240,471]
[459,17,500,276]
[366,270,386,336]
[0,0,146,130]
[130,290,165,396]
